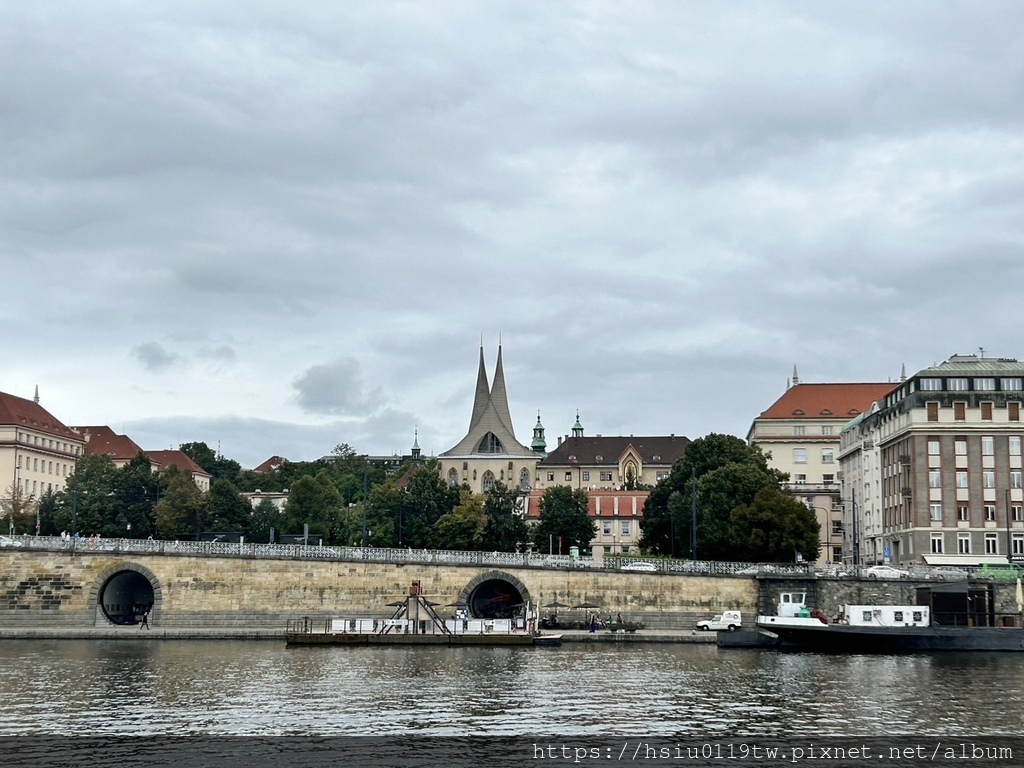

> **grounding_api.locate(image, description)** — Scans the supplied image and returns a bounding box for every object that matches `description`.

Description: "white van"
[696,610,742,631]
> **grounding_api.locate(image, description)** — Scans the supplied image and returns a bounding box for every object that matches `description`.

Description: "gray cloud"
[2,3,1024,467]
[132,342,180,372]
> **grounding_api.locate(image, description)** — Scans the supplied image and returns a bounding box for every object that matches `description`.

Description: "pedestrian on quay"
[589,613,597,633]
[140,610,150,630]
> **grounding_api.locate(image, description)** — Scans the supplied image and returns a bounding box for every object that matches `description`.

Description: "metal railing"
[5,534,794,574]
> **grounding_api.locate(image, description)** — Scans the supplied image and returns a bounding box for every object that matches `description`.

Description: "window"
[822,474,835,484]
[929,470,941,488]
[983,471,995,489]
[930,503,942,521]
[621,521,630,536]
[793,448,807,464]
[930,534,944,554]
[985,534,999,555]
[976,378,996,391]
[1002,378,1023,391]
[831,520,843,535]
[1014,505,1024,523]
[954,402,966,421]
[1010,436,1021,456]
[1012,403,1021,422]
[482,471,495,492]
[656,471,669,482]
[928,440,940,455]
[948,378,969,391]
[955,440,968,456]
[794,474,807,484]
[958,506,970,521]
[582,471,590,482]
[927,402,939,422]
[600,471,612,482]
[603,522,612,535]
[821,426,833,435]
[547,472,554,482]
[1013,470,1023,489]
[982,436,995,456]
[1014,534,1024,557]
[958,534,971,554]
[821,448,834,464]
[921,378,943,391]
[565,472,573,482]
[956,471,968,488]
[985,504,996,521]
[981,402,993,421]
[793,426,806,436]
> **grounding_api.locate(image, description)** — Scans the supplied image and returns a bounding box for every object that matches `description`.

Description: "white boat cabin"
[841,606,930,627]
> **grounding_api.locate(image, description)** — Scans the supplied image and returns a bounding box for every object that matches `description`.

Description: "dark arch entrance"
[461,571,531,619]
[99,570,155,625]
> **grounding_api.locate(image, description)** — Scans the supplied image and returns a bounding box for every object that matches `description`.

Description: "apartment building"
[748,372,896,566]
[839,354,1024,568]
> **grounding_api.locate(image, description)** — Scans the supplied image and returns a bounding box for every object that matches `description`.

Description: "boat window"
[894,611,904,623]
[862,611,872,622]
[913,612,923,622]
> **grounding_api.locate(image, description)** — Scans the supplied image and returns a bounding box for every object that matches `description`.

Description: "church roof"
[439,344,534,458]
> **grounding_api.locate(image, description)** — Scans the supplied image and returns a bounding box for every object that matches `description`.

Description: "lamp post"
[361,457,369,548]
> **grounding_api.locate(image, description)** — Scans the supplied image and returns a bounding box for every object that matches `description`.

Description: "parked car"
[621,561,658,572]
[0,535,23,548]
[696,610,742,631]
[864,565,909,579]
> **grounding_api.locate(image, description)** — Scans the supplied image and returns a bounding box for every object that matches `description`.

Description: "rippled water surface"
[3,640,1024,736]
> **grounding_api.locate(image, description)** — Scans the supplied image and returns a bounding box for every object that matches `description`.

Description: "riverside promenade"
[0,625,719,644]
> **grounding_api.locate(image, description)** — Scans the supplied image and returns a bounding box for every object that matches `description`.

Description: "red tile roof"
[0,392,79,439]
[75,426,144,460]
[145,450,210,477]
[757,383,896,420]
[253,455,288,473]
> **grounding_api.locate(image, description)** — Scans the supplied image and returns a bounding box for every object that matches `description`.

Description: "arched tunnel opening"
[467,578,525,619]
[99,570,155,625]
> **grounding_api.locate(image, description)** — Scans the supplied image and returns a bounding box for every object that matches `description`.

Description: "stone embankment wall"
[0,549,759,630]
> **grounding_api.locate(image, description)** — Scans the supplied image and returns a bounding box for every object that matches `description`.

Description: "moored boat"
[756,584,1024,653]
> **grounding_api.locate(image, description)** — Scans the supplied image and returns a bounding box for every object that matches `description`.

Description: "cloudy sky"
[4,3,1023,468]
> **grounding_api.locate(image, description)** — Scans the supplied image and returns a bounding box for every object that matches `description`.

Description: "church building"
[437,344,539,494]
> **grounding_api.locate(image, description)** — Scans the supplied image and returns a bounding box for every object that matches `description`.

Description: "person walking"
[140,610,150,630]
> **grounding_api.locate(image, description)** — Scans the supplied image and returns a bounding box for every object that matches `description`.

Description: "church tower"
[438,342,538,494]
[531,411,547,457]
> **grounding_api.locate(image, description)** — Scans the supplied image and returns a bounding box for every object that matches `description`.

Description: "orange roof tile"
[757,382,896,420]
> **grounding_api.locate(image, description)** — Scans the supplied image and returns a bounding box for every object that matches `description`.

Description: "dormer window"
[595,455,604,463]
[652,455,661,461]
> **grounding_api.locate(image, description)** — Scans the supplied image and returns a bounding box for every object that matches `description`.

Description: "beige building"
[839,353,1024,568]
[437,344,539,495]
[0,389,85,531]
[747,370,895,566]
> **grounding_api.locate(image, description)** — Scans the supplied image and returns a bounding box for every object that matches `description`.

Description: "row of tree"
[2,434,819,562]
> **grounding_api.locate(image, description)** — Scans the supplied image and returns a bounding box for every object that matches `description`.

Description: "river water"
[3,640,1024,737]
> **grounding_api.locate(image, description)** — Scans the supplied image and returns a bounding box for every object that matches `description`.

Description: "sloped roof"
[0,392,80,440]
[76,425,144,460]
[756,383,896,421]
[539,435,689,466]
[253,455,288,473]
[146,450,211,477]
[918,355,1024,375]
[440,344,533,458]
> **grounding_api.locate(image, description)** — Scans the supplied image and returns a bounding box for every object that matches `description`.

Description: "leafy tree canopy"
[531,486,596,555]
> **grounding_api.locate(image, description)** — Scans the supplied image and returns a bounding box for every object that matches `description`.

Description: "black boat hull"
[767,624,1024,653]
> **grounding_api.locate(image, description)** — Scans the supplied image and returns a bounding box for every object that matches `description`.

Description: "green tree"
[248,497,281,543]
[282,472,342,543]
[180,441,242,483]
[531,486,596,555]
[641,433,807,562]
[1,482,38,535]
[207,478,253,534]
[433,490,487,550]
[399,465,460,549]
[481,481,528,552]
[62,453,119,536]
[731,488,821,563]
[155,467,208,538]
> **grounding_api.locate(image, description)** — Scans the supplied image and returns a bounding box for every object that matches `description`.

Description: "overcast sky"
[3,3,1023,469]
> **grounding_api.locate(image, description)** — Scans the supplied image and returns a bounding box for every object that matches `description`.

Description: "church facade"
[437,344,541,494]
